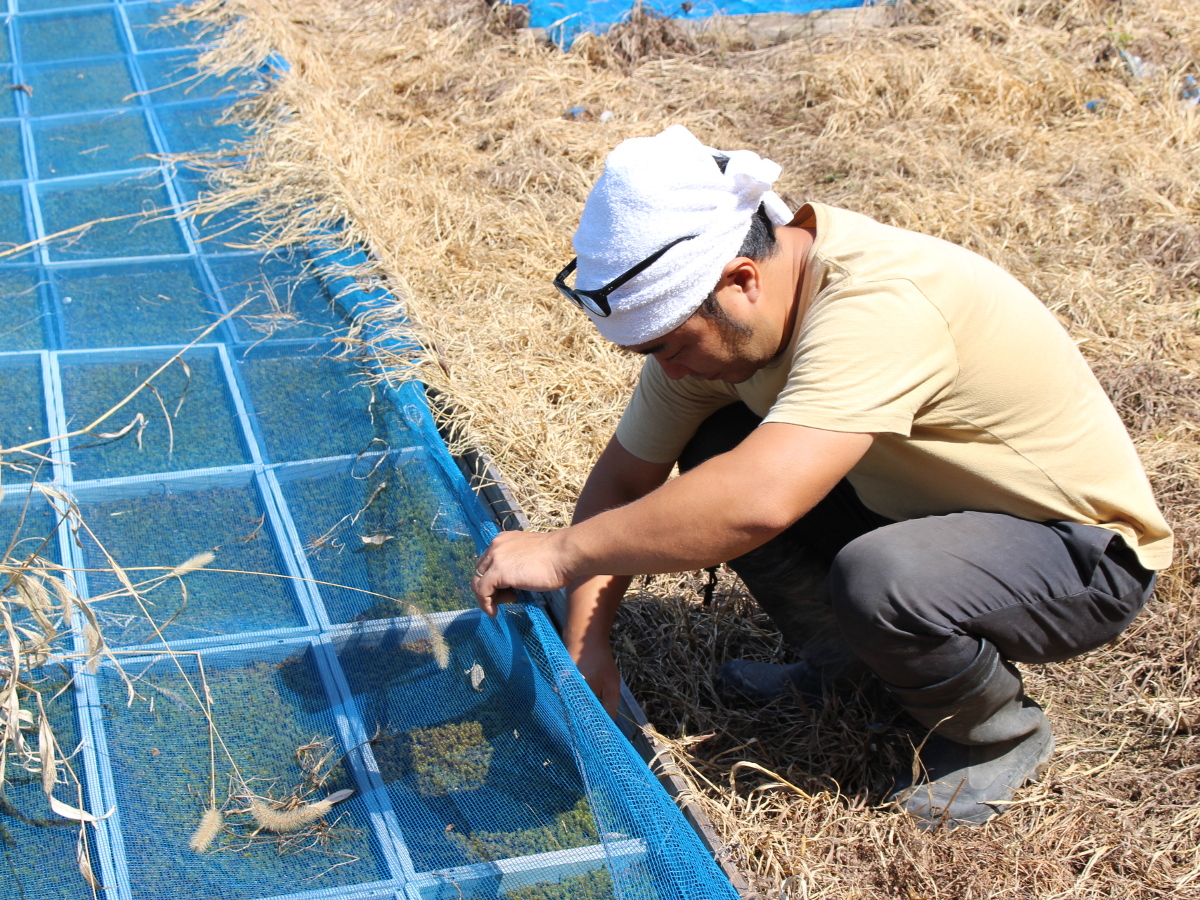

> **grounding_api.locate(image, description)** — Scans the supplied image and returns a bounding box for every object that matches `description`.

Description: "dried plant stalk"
[400,602,450,669]
[171,551,217,577]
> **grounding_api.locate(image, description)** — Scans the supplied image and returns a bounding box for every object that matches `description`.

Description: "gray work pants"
[678,403,1156,689]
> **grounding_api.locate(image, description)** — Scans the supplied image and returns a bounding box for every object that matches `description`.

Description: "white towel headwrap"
[572,125,792,346]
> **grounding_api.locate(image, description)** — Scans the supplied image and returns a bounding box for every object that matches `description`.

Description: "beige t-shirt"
[615,203,1173,570]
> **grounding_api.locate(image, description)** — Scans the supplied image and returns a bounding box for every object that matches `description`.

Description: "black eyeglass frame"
[553,234,699,317]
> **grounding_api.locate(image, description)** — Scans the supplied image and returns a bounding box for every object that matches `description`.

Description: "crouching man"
[470,125,1171,827]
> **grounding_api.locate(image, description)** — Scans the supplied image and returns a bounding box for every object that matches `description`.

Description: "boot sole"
[894,722,1056,829]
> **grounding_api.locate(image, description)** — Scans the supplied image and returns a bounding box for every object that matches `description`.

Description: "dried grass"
[174,0,1200,895]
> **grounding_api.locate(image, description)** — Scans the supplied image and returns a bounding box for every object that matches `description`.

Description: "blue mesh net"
[236,346,403,463]
[59,349,253,479]
[155,100,244,154]
[0,488,62,564]
[0,492,78,665]
[54,259,217,349]
[0,66,18,117]
[0,4,743,899]
[0,666,96,900]
[0,355,48,459]
[532,0,860,40]
[0,185,34,261]
[32,109,158,178]
[76,476,308,645]
[0,120,23,181]
[209,251,345,343]
[124,2,208,52]
[18,11,126,64]
[335,613,603,875]
[137,47,258,105]
[176,186,265,250]
[17,0,105,12]
[93,644,394,897]
[275,450,480,624]
[38,172,188,260]
[24,57,138,116]
[0,269,49,351]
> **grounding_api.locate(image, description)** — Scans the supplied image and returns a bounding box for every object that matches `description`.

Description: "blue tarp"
[529,0,866,34]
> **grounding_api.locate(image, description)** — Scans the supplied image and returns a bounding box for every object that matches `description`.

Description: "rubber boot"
[885,642,1055,828]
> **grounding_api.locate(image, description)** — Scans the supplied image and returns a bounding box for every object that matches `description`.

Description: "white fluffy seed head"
[189,807,224,853]
[249,798,334,833]
[171,550,216,577]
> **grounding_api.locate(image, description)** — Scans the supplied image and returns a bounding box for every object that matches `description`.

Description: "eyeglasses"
[553,234,698,317]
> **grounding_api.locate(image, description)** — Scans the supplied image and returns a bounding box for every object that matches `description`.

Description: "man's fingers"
[472,562,494,615]
[473,564,518,617]
[470,530,570,615]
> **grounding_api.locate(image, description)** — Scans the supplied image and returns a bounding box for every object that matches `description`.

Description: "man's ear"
[720,257,763,303]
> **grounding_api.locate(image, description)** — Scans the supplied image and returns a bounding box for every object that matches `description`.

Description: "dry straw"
[173,0,1200,895]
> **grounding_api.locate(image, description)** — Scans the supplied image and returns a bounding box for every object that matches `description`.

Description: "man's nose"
[658,359,693,380]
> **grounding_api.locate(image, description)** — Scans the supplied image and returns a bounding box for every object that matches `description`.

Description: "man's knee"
[828,524,952,651]
[828,512,1156,683]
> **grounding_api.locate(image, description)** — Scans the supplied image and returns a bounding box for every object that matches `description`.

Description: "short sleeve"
[764,280,958,435]
[615,357,738,464]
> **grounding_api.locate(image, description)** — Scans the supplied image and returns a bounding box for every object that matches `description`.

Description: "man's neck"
[765,224,816,360]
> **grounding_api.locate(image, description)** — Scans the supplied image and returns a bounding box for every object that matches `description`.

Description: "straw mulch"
[181,0,1200,895]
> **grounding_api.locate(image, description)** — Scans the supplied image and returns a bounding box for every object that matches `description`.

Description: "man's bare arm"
[561,423,871,577]
[473,423,871,595]
[472,423,871,715]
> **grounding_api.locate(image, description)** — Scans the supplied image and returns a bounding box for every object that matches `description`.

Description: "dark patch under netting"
[333,619,599,874]
[0,1,740,898]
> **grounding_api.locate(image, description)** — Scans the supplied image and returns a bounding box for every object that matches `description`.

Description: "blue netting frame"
[0,0,744,896]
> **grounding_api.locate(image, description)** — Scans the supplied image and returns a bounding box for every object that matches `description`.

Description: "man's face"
[624,294,778,384]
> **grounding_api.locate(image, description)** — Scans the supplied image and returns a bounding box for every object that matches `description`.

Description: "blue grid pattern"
[0,3,741,899]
